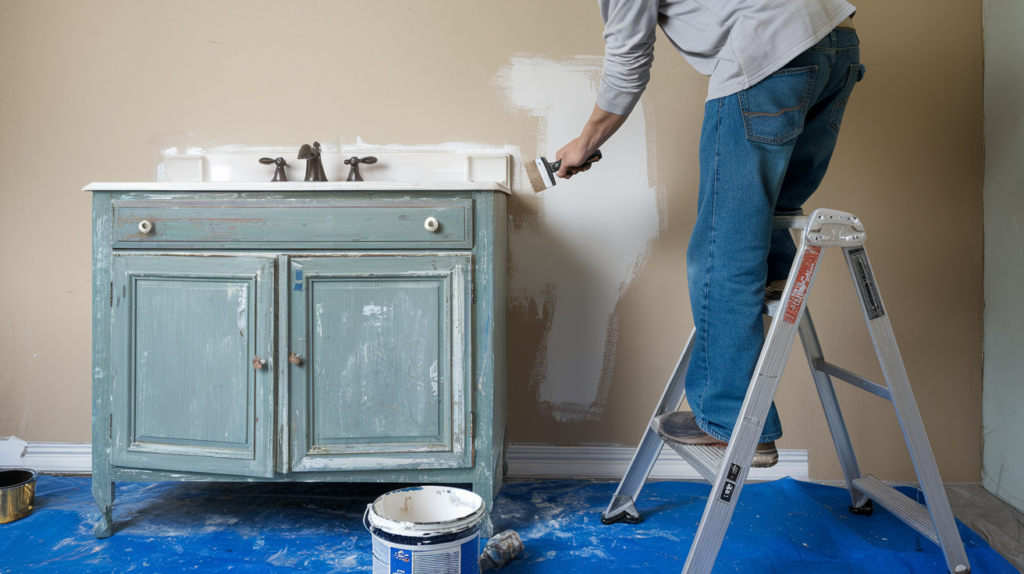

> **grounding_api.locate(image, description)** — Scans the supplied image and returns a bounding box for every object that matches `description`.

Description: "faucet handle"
[344,156,377,165]
[344,156,377,181]
[259,157,289,182]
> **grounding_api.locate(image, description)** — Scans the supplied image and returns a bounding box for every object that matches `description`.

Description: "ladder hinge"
[109,282,113,307]
[109,414,113,439]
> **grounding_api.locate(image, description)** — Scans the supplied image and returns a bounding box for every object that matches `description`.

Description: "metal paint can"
[363,485,485,574]
[0,468,37,524]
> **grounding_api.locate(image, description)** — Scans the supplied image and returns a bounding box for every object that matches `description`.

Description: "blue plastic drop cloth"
[0,476,1015,573]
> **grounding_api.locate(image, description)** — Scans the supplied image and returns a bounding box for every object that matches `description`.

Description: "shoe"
[764,279,787,301]
[655,411,779,468]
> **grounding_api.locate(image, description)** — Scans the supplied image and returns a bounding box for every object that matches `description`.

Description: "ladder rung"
[650,416,723,483]
[852,475,940,546]
[762,299,782,318]
[814,360,892,401]
[663,441,724,484]
[772,215,809,229]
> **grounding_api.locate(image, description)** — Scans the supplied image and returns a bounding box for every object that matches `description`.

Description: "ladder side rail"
[798,310,871,508]
[601,328,697,524]
[842,246,970,574]
[682,241,827,574]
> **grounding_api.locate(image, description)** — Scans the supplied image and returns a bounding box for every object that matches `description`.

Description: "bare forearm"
[579,105,629,153]
[555,105,629,178]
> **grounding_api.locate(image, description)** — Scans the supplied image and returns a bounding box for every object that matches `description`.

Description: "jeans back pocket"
[829,63,865,132]
[738,66,817,145]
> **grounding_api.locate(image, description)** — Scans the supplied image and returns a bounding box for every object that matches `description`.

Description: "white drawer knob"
[424,217,439,232]
[138,220,153,234]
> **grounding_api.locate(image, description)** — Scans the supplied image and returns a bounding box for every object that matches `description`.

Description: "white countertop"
[82,181,512,195]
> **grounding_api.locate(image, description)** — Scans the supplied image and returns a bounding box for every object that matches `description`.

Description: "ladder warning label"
[719,481,736,503]
[727,463,741,481]
[783,246,822,324]
[848,247,885,319]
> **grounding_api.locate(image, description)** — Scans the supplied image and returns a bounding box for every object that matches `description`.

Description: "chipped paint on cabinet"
[288,254,472,472]
[90,189,506,538]
[110,255,275,477]
[112,198,473,249]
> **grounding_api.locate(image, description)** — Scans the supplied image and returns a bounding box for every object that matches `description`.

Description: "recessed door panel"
[133,279,253,448]
[111,255,275,477]
[311,279,444,445]
[289,254,472,472]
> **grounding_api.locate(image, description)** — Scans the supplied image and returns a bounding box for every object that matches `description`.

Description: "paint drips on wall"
[495,56,662,423]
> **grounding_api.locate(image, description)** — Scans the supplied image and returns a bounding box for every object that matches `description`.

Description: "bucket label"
[372,533,480,574]
[391,549,412,572]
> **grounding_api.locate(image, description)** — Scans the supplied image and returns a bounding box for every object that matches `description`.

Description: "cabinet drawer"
[112,198,473,248]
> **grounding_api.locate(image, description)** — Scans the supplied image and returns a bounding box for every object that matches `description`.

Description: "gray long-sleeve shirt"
[597,0,857,114]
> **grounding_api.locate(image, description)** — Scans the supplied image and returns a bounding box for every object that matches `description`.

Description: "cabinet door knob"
[252,356,267,370]
[289,353,304,366]
[138,220,153,234]
[424,217,439,232]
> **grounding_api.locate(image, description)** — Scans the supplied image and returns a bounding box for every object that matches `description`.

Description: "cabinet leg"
[92,479,115,538]
[480,514,494,539]
[473,478,496,538]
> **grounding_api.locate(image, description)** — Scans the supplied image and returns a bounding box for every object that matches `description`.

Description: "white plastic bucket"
[363,485,486,574]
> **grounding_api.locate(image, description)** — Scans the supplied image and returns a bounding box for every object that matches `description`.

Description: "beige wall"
[0,0,983,480]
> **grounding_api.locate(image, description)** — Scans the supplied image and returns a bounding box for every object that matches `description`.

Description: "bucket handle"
[363,504,373,533]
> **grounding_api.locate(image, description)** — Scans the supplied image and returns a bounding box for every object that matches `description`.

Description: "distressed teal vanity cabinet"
[87,183,507,538]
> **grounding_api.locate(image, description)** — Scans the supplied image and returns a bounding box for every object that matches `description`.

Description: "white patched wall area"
[496,56,664,423]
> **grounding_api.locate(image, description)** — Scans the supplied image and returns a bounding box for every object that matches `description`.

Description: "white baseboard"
[0,441,92,474]
[0,441,808,481]
[506,445,808,481]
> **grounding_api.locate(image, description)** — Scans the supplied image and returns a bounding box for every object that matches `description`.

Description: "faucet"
[344,156,378,181]
[259,157,289,182]
[297,142,328,182]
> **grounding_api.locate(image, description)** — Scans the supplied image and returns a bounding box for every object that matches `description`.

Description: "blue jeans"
[685,28,864,443]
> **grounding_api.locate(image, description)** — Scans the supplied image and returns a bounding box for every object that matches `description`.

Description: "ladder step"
[650,416,723,483]
[852,475,940,546]
[663,441,724,484]
[763,299,782,318]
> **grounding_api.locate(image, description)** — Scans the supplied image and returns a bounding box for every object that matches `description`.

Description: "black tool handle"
[551,149,602,172]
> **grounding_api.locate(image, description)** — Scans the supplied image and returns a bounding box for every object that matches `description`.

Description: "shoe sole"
[711,445,779,468]
[654,411,780,468]
[751,449,779,468]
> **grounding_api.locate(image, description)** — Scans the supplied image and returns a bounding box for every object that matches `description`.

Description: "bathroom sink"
[161,150,511,188]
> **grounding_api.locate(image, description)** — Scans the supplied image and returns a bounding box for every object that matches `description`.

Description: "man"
[556,0,863,467]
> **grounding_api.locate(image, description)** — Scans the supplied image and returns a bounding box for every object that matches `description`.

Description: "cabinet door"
[110,255,275,477]
[288,254,472,472]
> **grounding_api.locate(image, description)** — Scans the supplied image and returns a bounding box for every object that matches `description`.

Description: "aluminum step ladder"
[601,208,970,574]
